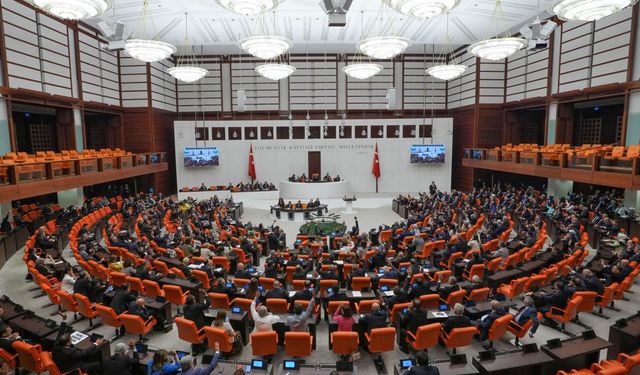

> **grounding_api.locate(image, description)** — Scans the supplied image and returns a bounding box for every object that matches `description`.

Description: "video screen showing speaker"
[184,147,219,167]
[410,144,445,164]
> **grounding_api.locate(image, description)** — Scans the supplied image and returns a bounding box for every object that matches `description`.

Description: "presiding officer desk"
[279,180,351,199]
[279,363,356,375]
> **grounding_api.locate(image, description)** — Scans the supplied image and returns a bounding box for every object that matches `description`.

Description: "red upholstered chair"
[0,348,18,374]
[285,332,313,357]
[56,290,79,321]
[11,341,47,373]
[497,277,528,300]
[42,350,87,375]
[441,290,466,308]
[266,298,289,314]
[365,327,396,367]
[203,326,234,354]
[507,312,542,346]
[208,292,233,310]
[546,296,582,333]
[73,293,99,329]
[175,317,206,346]
[356,300,377,314]
[95,304,123,339]
[331,331,359,357]
[466,287,491,304]
[142,280,165,298]
[163,285,189,314]
[440,326,478,354]
[119,313,157,341]
[407,323,441,351]
[351,277,372,291]
[251,331,278,356]
[487,314,513,349]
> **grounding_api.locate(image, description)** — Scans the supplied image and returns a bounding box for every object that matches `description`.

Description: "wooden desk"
[472,350,554,375]
[517,260,547,275]
[8,314,59,342]
[607,315,640,359]
[488,269,522,289]
[158,276,203,302]
[465,301,516,321]
[395,362,478,375]
[345,290,377,304]
[205,309,249,345]
[541,336,612,372]
[0,298,25,321]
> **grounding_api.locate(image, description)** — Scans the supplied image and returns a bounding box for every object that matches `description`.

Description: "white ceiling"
[86,0,556,54]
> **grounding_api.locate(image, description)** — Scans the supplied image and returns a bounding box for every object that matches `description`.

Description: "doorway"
[308,151,321,178]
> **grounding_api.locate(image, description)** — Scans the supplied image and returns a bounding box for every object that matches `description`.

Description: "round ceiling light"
[467,37,526,61]
[383,0,457,19]
[167,66,208,83]
[255,63,296,80]
[240,35,293,60]
[124,39,177,63]
[342,63,384,80]
[426,64,467,80]
[358,36,411,60]
[548,0,637,21]
[33,0,112,19]
[215,0,284,15]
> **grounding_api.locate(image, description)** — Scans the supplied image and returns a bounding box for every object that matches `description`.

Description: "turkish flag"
[372,142,381,178]
[248,144,256,180]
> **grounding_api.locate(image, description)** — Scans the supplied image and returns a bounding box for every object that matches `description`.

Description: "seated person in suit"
[384,286,408,310]
[234,263,252,280]
[295,200,303,209]
[326,283,348,302]
[110,284,137,315]
[291,280,314,302]
[183,294,210,329]
[511,296,539,338]
[464,275,484,294]
[581,268,604,295]
[400,299,430,352]
[265,280,288,301]
[101,341,138,375]
[52,333,104,374]
[319,265,339,280]
[536,281,569,314]
[477,300,507,341]
[127,297,166,328]
[210,277,237,298]
[0,324,20,354]
[438,276,461,300]
[404,350,440,375]
[442,303,473,334]
[360,302,389,333]
[407,276,432,300]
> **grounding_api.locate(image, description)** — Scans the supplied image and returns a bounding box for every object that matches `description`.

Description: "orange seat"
[415,242,434,260]
[251,331,278,356]
[12,341,47,373]
[143,280,165,298]
[209,293,233,310]
[266,298,289,314]
[365,327,396,357]
[497,277,528,299]
[464,264,485,281]
[351,277,372,291]
[596,282,618,316]
[328,300,349,315]
[487,314,513,349]
[507,312,542,346]
[594,352,640,373]
[546,296,582,332]
[331,331,359,356]
[95,304,123,338]
[419,294,440,309]
[125,276,144,294]
[466,287,491,303]
[407,323,441,351]
[163,285,189,314]
[259,277,276,291]
[0,348,18,372]
[440,326,478,354]
[73,293,99,329]
[203,326,234,353]
[56,290,79,319]
[192,270,211,289]
[285,332,313,357]
[175,317,206,345]
[441,289,466,308]
[390,302,411,323]
[119,313,157,341]
[42,350,87,375]
[573,291,597,315]
[356,300,377,314]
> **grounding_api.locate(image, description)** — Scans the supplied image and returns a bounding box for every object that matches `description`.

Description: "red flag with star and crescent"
[372,142,381,178]
[248,144,256,180]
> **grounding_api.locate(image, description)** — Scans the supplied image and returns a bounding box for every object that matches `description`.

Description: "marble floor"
[1,194,639,374]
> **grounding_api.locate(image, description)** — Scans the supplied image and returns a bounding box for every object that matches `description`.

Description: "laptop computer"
[400,359,415,369]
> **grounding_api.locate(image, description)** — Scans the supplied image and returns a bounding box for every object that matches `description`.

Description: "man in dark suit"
[442,303,472,334]
[101,341,137,375]
[176,257,193,278]
[265,280,288,301]
[234,263,252,280]
[134,261,152,280]
[538,281,569,313]
[438,276,461,300]
[404,350,440,375]
[407,276,432,300]
[511,296,539,338]
[325,283,348,302]
[360,303,389,333]
[183,294,210,329]
[291,280,314,302]
[319,265,339,280]
[581,269,604,295]
[127,298,151,320]
[398,299,429,352]
[368,247,389,271]
[384,286,408,310]
[477,300,507,341]
[0,324,20,354]
[109,284,136,315]
[52,333,104,374]
[210,277,237,298]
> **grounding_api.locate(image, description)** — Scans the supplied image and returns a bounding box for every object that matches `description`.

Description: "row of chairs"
[557,352,640,375]
[0,341,86,375]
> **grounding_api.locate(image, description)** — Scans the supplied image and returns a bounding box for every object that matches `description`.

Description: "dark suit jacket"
[0,337,17,354]
[126,301,150,320]
[110,290,136,314]
[183,302,210,328]
[291,289,313,302]
[101,353,137,375]
[438,284,461,300]
[53,344,100,372]
[265,288,288,301]
[234,270,252,280]
[73,277,92,297]
[405,365,440,375]
[406,309,430,333]
[479,308,507,330]
[360,310,389,332]
[442,315,472,334]
[408,284,432,300]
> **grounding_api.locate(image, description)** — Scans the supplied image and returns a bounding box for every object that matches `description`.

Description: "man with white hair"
[101,340,137,374]
[250,292,280,331]
[179,342,220,375]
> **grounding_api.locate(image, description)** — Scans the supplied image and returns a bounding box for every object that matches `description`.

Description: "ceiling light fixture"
[167,14,208,83]
[467,0,526,61]
[383,0,457,19]
[124,0,176,63]
[33,0,111,19]
[240,35,292,60]
[256,63,296,80]
[426,12,466,80]
[358,2,411,60]
[267,129,272,137]
[215,0,283,15]
[394,128,400,136]
[548,0,637,21]
[343,11,384,80]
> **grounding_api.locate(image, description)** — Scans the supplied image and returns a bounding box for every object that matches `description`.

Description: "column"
[547,102,558,145]
[626,91,640,146]
[547,178,573,198]
[624,189,640,211]
[57,188,84,208]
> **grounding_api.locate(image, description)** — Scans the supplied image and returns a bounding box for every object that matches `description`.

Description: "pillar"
[547,178,573,198]
[73,107,84,151]
[626,91,640,146]
[547,102,558,145]
[624,189,640,211]
[57,188,84,208]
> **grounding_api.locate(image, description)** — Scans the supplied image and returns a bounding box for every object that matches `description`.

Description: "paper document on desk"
[288,291,296,298]
[334,260,344,265]
[432,312,448,318]
[383,291,395,296]
[70,331,88,345]
[187,264,203,269]
[351,291,362,297]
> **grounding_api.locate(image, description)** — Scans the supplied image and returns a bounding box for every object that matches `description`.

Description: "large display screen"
[184,147,219,167]
[410,144,445,164]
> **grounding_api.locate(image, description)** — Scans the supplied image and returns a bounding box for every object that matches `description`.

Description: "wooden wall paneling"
[402,57,446,110]
[324,125,336,139]
[371,125,383,138]
[212,127,226,140]
[122,109,152,153]
[289,55,337,111]
[229,127,242,140]
[151,108,176,194]
[260,126,273,139]
[231,57,279,111]
[556,102,574,144]
[55,107,74,151]
[387,125,399,138]
[476,106,505,148]
[37,12,72,97]
[558,21,594,92]
[244,126,258,140]
[452,108,476,191]
[2,0,43,92]
[447,51,477,109]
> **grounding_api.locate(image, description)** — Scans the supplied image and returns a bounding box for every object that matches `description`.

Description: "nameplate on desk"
[383,291,394,297]
[334,261,344,265]
[187,264,203,269]
[70,331,88,345]
[288,291,296,298]
[351,291,362,297]
[432,312,448,318]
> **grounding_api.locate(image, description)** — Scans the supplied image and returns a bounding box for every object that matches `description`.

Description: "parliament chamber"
[3,0,640,374]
